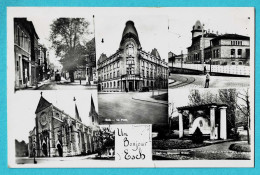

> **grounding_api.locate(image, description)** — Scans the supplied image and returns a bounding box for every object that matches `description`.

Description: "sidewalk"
[132,90,168,105]
[58,78,98,88]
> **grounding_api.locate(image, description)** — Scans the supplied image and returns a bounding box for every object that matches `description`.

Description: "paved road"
[169,74,250,89]
[98,92,168,125]
[154,141,251,160]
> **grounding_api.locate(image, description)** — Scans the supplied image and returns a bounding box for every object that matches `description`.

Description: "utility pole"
[201,24,205,64]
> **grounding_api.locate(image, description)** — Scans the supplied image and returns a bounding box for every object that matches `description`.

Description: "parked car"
[139,86,149,92]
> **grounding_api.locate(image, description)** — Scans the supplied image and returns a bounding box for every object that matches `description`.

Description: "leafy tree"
[49,18,90,82]
[96,127,115,156]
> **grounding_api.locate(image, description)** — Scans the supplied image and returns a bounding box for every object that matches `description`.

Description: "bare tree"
[236,88,250,144]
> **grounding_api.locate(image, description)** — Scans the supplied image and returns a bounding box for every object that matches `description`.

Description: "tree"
[96,127,115,156]
[218,89,237,138]
[188,89,203,105]
[49,18,90,82]
[236,88,250,144]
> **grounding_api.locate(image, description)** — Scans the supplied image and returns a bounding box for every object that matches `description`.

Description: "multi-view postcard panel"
[7,7,254,167]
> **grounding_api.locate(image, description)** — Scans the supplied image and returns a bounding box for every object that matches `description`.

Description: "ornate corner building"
[28,95,100,157]
[97,21,168,92]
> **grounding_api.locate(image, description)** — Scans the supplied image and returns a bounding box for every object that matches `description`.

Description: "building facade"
[14,18,39,89]
[97,21,168,92]
[28,95,100,157]
[187,20,250,66]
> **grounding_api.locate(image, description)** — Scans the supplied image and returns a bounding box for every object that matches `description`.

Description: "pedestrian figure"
[205,72,210,88]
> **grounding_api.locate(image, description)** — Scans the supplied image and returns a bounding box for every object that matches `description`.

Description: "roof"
[193,20,202,31]
[122,21,139,39]
[177,103,227,111]
[97,53,108,64]
[212,33,250,41]
[120,20,141,47]
[35,96,52,114]
[192,33,217,41]
[151,48,161,59]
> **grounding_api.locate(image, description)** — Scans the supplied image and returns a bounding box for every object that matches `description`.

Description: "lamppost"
[210,57,212,75]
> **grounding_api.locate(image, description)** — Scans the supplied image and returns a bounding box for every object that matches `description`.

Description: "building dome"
[120,20,141,48]
[122,21,139,38]
[193,20,202,30]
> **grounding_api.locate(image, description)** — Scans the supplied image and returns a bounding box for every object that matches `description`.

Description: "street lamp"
[209,57,212,75]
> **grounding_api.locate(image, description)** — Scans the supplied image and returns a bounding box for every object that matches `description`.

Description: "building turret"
[191,20,203,38]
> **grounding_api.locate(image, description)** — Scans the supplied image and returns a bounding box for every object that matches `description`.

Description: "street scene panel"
[168,8,253,89]
[152,88,252,160]
[96,14,169,135]
[13,16,97,91]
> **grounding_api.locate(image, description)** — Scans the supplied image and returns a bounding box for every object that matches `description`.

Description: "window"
[231,49,235,57]
[117,81,120,87]
[107,82,109,88]
[110,73,112,79]
[110,82,112,87]
[231,62,236,65]
[239,61,243,65]
[238,49,242,57]
[113,72,115,78]
[16,60,19,71]
[117,61,120,68]
[117,70,119,77]
[114,81,116,87]
[217,49,220,58]
[126,58,134,65]
[142,69,144,77]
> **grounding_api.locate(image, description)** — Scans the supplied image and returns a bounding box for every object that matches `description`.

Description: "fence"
[171,63,250,76]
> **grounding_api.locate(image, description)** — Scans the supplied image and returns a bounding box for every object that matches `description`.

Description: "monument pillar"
[178,110,184,138]
[220,106,227,139]
[210,105,217,140]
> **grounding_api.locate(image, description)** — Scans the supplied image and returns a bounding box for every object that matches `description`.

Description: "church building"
[97,21,168,92]
[28,93,100,157]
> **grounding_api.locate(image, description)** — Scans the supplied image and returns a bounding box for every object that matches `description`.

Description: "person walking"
[205,72,210,88]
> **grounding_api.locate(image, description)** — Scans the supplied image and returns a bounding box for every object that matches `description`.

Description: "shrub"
[229,143,251,152]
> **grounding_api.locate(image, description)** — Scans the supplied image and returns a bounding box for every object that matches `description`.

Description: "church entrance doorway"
[42,143,48,157]
[57,144,63,157]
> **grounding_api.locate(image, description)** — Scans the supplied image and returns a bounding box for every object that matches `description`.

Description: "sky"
[167,7,254,55]
[95,9,168,62]
[9,90,98,142]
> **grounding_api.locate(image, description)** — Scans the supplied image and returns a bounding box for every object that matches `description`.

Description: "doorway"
[42,143,48,157]
[128,81,133,91]
[57,144,63,157]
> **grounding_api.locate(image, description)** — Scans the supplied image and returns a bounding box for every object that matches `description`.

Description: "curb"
[132,97,168,105]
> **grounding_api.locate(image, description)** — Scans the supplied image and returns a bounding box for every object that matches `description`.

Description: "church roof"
[89,95,98,117]
[75,104,82,122]
[35,96,52,114]
[151,48,161,59]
